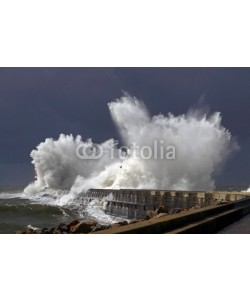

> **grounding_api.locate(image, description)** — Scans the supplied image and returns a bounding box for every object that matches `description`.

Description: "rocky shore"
[15,205,207,234]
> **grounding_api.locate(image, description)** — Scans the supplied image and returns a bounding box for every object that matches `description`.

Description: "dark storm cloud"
[0,68,250,186]
[0,68,121,163]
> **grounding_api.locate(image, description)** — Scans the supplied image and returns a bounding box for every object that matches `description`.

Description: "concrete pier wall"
[85,189,250,220]
[93,197,250,234]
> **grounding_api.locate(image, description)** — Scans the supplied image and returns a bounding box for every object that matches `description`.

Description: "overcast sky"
[0,67,250,187]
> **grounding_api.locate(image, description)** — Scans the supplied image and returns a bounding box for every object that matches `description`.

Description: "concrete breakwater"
[84,189,250,220]
[93,196,250,234]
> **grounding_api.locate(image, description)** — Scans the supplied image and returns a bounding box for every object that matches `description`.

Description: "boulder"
[25,229,35,234]
[69,220,80,227]
[129,220,139,224]
[155,213,168,218]
[146,210,157,219]
[70,221,94,234]
[156,206,168,214]
[57,223,69,233]
[48,227,56,234]
[68,220,80,232]
[91,225,109,232]
[15,230,26,234]
[85,221,97,227]
[118,221,128,226]
[189,206,201,210]
[41,228,50,234]
[169,208,182,215]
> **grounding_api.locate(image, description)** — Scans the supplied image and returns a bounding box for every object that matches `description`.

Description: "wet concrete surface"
[219,213,250,233]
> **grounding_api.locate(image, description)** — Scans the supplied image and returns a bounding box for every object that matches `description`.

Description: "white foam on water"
[0,192,24,200]
[26,224,40,231]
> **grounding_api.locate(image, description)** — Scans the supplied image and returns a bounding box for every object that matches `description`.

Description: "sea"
[0,185,248,234]
[0,185,120,234]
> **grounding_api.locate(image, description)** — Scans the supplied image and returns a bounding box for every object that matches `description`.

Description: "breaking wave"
[24,94,238,205]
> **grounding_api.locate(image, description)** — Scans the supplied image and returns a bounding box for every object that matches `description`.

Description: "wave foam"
[24,94,238,207]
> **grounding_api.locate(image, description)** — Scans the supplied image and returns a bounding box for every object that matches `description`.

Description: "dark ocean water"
[0,186,116,234]
[0,191,83,233]
[0,185,248,234]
